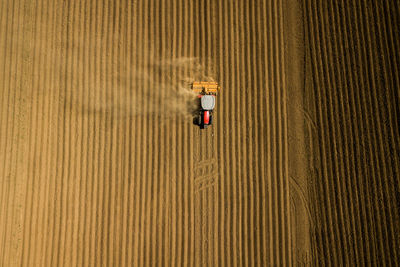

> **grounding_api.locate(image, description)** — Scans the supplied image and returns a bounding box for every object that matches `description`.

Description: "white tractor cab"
[197,95,215,129]
[191,82,220,129]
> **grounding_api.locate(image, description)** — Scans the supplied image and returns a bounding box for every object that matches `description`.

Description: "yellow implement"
[191,81,220,95]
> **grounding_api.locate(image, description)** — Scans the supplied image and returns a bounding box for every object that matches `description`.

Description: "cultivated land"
[0,0,398,266]
[303,1,400,265]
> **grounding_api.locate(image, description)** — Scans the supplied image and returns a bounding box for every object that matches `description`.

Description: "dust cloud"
[22,18,217,121]
[75,56,216,120]
[130,57,215,118]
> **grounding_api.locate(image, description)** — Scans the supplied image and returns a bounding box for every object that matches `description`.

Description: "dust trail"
[20,16,217,120]
[133,56,215,118]
[75,56,216,120]
[21,17,217,121]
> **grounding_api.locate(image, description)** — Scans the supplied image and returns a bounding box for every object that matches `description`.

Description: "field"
[303,1,400,265]
[0,0,399,266]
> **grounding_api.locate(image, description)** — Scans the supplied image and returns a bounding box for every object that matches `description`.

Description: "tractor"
[192,81,220,129]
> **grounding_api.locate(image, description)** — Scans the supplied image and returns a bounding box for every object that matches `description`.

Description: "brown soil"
[303,1,400,265]
[0,0,398,266]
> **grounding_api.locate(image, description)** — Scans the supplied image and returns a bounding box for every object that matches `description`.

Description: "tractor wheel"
[193,114,202,126]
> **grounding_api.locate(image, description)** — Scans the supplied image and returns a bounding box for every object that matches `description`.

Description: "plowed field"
[0,0,399,266]
[303,0,400,265]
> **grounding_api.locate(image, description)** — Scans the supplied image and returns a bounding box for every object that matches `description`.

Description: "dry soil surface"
[0,0,399,266]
